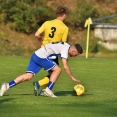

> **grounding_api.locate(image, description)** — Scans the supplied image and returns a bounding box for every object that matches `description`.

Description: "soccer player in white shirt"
[0,42,83,97]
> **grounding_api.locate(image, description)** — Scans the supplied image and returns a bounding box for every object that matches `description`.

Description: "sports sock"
[41,84,47,89]
[47,81,54,90]
[8,80,16,88]
[35,81,40,89]
[38,77,49,87]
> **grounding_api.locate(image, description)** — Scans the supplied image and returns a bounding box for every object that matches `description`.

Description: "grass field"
[0,56,117,117]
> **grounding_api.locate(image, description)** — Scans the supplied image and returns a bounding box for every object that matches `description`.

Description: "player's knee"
[52,66,61,75]
[25,73,33,81]
[57,67,61,74]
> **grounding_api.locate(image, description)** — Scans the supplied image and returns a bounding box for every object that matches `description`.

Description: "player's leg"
[39,56,59,88]
[33,57,59,96]
[33,57,61,97]
[0,73,34,96]
[34,70,51,96]
[43,65,61,97]
[0,53,41,96]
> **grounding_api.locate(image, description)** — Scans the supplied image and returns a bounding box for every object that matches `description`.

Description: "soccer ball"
[74,84,85,96]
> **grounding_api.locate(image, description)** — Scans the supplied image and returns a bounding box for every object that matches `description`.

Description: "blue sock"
[8,80,16,88]
[47,81,54,90]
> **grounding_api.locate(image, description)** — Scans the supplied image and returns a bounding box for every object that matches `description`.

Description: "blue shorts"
[26,53,56,75]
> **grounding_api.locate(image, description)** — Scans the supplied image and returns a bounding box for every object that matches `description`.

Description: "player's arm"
[61,58,80,82]
[35,22,46,42]
[35,31,44,42]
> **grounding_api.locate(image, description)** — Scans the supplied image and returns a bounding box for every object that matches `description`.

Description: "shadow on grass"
[15,93,32,95]
[0,98,15,105]
[55,90,93,96]
[3,91,93,97]
[55,90,75,96]
[6,93,33,96]
[10,90,93,97]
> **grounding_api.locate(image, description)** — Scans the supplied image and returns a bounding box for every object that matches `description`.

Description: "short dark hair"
[74,44,83,54]
[56,6,68,16]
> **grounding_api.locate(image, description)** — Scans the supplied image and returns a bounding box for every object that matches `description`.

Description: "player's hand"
[41,36,44,42]
[37,36,44,42]
[72,77,80,82]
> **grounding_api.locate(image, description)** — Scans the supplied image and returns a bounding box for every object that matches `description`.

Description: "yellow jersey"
[38,19,69,46]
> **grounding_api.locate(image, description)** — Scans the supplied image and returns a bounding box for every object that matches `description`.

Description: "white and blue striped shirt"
[35,42,70,60]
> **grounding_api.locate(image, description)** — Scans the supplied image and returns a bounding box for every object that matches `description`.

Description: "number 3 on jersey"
[49,27,56,38]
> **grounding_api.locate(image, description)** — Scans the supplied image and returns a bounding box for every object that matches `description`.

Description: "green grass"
[0,56,117,117]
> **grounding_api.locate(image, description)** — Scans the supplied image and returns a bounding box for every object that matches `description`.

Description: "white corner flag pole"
[84,17,92,59]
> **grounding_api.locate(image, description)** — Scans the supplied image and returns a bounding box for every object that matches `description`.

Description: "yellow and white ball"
[74,84,85,96]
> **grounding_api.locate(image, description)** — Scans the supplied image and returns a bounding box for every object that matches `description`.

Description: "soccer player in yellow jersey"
[37,15,68,46]
[33,6,69,96]
[35,6,68,46]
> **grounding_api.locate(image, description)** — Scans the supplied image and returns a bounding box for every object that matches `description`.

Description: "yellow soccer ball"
[74,84,85,96]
